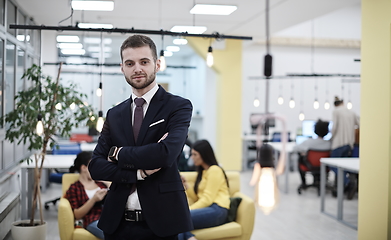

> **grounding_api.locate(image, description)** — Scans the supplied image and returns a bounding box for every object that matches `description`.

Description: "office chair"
[297,149,331,196]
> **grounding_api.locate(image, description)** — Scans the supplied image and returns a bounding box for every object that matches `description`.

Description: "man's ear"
[120,63,124,73]
[156,59,161,72]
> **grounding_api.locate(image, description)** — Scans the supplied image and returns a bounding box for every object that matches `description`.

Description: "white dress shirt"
[126,83,159,210]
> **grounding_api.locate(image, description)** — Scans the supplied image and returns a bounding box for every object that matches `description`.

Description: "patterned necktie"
[133,98,145,142]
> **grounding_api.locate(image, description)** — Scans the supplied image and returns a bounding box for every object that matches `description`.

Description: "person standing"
[88,35,193,240]
[179,140,230,240]
[330,96,360,198]
[330,96,359,157]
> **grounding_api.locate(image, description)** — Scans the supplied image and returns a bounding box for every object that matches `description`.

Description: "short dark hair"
[314,119,330,138]
[120,35,158,62]
[334,96,343,106]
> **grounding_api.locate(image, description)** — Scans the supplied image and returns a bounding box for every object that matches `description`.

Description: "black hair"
[314,119,330,138]
[334,96,343,106]
[69,151,92,173]
[192,140,229,194]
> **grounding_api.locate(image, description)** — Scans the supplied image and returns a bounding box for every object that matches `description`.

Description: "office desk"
[320,158,359,229]
[242,135,296,193]
[20,154,76,219]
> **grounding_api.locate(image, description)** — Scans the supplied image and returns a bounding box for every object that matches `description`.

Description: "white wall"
[241,4,361,138]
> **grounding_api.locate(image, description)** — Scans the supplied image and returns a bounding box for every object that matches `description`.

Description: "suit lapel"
[121,98,136,146]
[137,86,166,144]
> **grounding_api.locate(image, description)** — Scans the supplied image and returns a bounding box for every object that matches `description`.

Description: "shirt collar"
[131,83,159,105]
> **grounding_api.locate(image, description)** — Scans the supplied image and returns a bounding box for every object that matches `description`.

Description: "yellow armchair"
[181,171,255,240]
[58,173,101,240]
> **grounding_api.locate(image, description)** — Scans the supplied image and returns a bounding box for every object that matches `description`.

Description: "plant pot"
[11,220,47,240]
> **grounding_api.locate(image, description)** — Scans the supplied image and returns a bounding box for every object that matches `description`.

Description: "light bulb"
[36,114,44,136]
[299,112,305,121]
[347,101,353,109]
[313,99,319,109]
[70,102,76,110]
[96,82,102,97]
[289,99,295,108]
[96,111,104,132]
[277,96,284,105]
[256,167,278,215]
[55,103,62,110]
[206,46,214,67]
[253,98,260,107]
[324,101,330,110]
[159,50,167,72]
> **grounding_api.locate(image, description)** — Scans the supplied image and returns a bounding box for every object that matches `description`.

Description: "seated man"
[293,119,331,188]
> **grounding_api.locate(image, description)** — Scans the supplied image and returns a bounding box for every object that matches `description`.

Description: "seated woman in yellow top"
[179,139,230,240]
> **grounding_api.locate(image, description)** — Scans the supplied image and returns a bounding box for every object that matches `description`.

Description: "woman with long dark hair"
[65,151,110,239]
[179,140,230,240]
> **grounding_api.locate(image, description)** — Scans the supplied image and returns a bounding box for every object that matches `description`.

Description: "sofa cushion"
[191,222,242,240]
[226,197,242,223]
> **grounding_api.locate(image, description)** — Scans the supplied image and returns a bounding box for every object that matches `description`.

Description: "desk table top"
[320,158,360,172]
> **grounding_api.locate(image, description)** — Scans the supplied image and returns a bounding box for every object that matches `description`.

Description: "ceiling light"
[173,38,188,45]
[57,43,83,49]
[17,35,30,41]
[84,37,112,44]
[78,23,114,29]
[166,46,180,52]
[87,46,112,52]
[190,4,237,15]
[170,26,207,34]
[164,51,173,57]
[71,0,114,11]
[56,35,80,42]
[61,49,86,55]
[90,52,112,58]
[206,46,214,67]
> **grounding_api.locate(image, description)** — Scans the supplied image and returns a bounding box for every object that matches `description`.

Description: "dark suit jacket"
[89,86,194,237]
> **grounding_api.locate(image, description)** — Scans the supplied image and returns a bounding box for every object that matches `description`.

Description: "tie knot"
[134,98,145,107]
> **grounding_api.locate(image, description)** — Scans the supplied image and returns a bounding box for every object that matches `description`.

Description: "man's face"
[121,46,160,91]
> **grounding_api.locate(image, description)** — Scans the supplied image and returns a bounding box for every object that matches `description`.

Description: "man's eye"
[126,62,133,66]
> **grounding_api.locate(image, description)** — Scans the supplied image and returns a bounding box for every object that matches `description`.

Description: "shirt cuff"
[137,170,145,180]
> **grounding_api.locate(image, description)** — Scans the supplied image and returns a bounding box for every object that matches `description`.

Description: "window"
[5,40,15,115]
[0,39,3,127]
[6,0,16,36]
[16,46,24,92]
[17,9,26,41]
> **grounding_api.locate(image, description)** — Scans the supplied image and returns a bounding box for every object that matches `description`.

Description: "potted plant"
[2,64,93,240]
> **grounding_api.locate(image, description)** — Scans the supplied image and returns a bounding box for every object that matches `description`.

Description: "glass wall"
[0,0,40,174]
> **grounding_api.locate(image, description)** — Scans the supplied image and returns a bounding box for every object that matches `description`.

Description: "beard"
[125,70,156,90]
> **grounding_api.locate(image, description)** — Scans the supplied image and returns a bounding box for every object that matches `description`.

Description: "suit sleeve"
[117,98,192,171]
[89,108,139,184]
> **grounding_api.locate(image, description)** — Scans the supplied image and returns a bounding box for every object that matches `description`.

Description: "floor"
[10,169,358,240]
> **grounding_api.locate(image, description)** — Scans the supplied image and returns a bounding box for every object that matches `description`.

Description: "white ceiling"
[15,0,361,40]
[13,0,361,61]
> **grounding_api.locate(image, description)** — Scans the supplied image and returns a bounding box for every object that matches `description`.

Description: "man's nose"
[134,63,143,73]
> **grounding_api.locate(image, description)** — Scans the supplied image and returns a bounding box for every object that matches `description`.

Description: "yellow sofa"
[58,173,100,240]
[181,171,255,240]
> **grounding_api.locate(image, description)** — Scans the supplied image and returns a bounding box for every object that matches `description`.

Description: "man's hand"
[141,168,161,178]
[158,132,168,142]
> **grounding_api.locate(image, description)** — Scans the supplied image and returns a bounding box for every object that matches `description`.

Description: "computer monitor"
[301,120,333,140]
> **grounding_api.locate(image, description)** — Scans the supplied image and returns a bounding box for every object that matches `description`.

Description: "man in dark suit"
[89,35,194,240]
